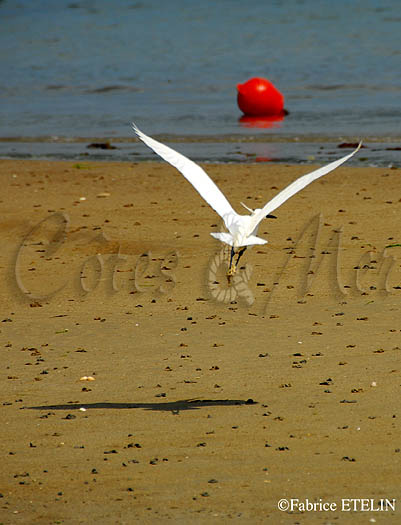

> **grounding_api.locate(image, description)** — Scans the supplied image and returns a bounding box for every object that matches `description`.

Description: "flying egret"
[132,123,361,279]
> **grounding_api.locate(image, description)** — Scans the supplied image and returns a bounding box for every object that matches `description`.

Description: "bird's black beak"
[266,214,277,219]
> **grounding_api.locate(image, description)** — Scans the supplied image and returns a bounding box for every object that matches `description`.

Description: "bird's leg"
[227,246,236,282]
[235,246,247,267]
[227,246,248,283]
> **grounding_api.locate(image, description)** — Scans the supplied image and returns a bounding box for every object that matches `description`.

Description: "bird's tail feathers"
[210,232,234,246]
[210,232,267,247]
[241,235,268,246]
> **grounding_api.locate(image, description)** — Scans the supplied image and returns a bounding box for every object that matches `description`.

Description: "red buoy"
[237,77,285,116]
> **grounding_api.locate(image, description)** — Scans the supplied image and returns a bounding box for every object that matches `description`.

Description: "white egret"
[132,123,361,279]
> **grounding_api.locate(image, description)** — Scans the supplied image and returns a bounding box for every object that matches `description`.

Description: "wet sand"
[1,159,401,523]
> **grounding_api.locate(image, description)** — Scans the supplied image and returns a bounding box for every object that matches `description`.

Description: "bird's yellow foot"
[227,263,237,284]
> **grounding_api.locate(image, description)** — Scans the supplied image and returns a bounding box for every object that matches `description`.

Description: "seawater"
[0,0,400,164]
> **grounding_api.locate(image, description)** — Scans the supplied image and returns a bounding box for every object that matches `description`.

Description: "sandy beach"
[1,158,401,524]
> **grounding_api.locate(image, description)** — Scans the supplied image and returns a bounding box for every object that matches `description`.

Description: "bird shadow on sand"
[25,398,257,415]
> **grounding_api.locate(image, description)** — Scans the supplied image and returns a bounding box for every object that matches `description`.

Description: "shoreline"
[2,134,400,143]
[0,139,399,167]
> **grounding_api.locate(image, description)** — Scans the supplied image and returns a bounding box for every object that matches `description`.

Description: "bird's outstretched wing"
[250,142,362,229]
[132,123,236,219]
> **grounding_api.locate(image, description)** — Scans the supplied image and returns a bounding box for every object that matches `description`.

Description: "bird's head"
[240,201,255,214]
[240,202,277,220]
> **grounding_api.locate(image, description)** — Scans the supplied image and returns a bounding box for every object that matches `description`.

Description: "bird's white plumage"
[248,142,362,234]
[132,123,235,219]
[132,122,361,249]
